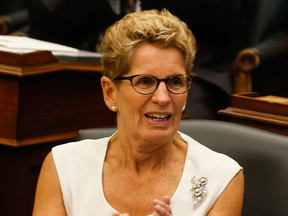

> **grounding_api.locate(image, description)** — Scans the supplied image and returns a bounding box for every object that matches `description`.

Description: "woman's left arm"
[207,170,244,216]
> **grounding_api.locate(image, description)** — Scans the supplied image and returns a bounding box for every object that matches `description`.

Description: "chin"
[142,127,177,142]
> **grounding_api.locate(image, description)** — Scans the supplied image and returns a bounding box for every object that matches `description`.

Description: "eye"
[134,76,156,88]
[169,77,185,88]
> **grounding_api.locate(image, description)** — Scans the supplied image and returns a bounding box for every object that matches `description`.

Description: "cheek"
[118,93,146,118]
[174,95,187,110]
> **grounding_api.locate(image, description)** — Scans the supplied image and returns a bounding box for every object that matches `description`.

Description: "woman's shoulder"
[51,137,111,166]
[51,138,111,180]
[53,137,109,153]
[179,132,242,171]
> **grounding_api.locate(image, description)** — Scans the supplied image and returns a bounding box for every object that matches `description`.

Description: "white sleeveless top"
[52,132,242,216]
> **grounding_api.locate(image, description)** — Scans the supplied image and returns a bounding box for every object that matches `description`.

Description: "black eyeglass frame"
[114,74,196,95]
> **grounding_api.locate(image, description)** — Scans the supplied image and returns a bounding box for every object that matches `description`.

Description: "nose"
[151,81,171,105]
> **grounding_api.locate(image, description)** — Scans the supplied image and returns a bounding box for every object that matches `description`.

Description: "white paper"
[0,35,102,59]
[0,35,78,52]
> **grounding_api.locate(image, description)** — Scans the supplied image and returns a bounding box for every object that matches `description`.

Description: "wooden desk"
[218,92,288,136]
[0,50,116,216]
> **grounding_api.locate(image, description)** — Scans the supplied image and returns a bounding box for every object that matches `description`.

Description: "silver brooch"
[191,176,208,208]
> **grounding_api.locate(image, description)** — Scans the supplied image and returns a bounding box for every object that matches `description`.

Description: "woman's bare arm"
[32,152,67,216]
[207,170,244,216]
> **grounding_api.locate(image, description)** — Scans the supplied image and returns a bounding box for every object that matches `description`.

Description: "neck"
[106,132,186,174]
[128,140,173,172]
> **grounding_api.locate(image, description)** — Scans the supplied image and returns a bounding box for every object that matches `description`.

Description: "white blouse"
[52,132,242,216]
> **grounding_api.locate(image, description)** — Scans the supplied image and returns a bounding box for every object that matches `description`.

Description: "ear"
[101,76,117,111]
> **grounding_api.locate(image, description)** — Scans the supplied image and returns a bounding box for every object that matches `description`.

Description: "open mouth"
[145,113,171,121]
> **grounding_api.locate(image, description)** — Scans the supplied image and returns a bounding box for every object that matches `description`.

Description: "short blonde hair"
[101,9,197,79]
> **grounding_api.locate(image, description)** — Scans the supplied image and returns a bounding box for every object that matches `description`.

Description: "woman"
[32,9,244,216]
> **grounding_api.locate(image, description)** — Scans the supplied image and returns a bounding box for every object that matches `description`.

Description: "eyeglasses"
[114,74,196,95]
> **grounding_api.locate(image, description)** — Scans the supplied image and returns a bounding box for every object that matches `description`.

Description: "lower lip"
[145,115,171,125]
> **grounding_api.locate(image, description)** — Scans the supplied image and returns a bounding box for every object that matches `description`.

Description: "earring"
[112,106,116,111]
[182,105,186,112]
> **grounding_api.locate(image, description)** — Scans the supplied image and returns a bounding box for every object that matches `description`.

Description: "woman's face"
[115,43,188,144]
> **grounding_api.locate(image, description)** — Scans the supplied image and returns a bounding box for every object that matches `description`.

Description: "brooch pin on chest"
[191,176,208,208]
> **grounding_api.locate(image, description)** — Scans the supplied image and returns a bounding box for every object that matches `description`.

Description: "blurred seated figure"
[28,0,140,51]
[141,0,288,119]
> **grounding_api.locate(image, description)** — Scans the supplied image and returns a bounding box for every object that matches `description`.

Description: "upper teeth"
[147,114,169,118]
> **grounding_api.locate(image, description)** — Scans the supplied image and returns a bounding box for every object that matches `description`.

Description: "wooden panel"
[0,50,115,146]
[15,70,116,146]
[0,50,58,67]
[0,75,19,140]
[218,92,288,136]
